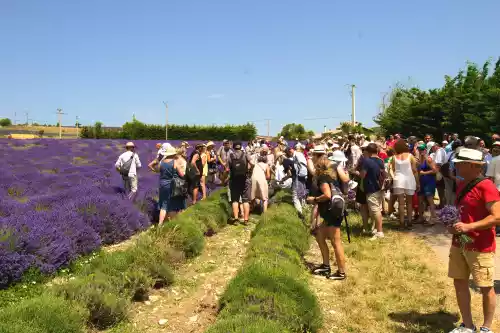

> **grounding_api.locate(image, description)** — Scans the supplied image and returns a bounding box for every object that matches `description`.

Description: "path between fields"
[127,220,254,333]
[408,223,500,311]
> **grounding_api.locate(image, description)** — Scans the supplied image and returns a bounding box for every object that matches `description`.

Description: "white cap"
[125,142,135,147]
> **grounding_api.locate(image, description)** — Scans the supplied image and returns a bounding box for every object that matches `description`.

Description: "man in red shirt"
[449,148,500,333]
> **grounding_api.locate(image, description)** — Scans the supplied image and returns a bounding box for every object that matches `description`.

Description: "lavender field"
[0,139,221,288]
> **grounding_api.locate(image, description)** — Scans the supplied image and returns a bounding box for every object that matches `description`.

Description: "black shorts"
[188,176,201,194]
[320,211,343,227]
[229,176,250,203]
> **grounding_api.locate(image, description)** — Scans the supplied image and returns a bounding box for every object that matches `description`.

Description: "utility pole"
[165,103,169,140]
[56,108,67,139]
[266,119,270,138]
[76,116,80,138]
[25,112,29,125]
[350,84,356,126]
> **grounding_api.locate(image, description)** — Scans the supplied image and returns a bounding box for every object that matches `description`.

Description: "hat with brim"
[125,142,135,148]
[312,145,326,154]
[452,148,485,164]
[493,141,500,147]
[206,141,215,147]
[328,151,348,162]
[162,146,177,157]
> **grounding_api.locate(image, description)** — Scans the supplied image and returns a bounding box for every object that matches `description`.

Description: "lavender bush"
[0,138,222,287]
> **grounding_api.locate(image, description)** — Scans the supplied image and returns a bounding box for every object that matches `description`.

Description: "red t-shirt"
[378,151,388,161]
[387,140,396,148]
[454,179,500,252]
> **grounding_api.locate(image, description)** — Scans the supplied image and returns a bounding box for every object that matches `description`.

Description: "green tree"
[0,118,12,126]
[374,58,500,142]
[277,123,314,140]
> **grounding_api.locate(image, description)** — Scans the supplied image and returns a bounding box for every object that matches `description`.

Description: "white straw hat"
[328,150,348,162]
[452,148,485,164]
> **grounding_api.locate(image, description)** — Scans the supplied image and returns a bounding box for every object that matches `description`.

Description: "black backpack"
[441,153,454,178]
[230,151,247,177]
[120,153,135,177]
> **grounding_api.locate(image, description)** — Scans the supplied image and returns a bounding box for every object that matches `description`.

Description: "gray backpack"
[120,153,135,177]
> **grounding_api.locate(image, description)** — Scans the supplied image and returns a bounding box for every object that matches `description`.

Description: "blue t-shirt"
[362,157,384,194]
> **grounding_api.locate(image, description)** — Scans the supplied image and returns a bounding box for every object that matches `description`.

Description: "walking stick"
[344,210,351,243]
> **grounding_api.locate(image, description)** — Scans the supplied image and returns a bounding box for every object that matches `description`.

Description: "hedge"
[0,190,230,332]
[206,200,323,333]
[81,119,257,141]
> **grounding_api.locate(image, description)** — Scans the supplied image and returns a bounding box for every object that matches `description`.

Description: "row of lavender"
[0,139,221,287]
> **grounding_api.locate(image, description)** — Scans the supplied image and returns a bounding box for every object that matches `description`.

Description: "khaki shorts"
[448,246,495,287]
[366,191,383,213]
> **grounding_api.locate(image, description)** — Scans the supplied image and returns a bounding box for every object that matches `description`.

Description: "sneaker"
[312,264,331,276]
[479,327,494,333]
[389,213,398,220]
[326,270,346,280]
[227,218,238,225]
[370,232,384,240]
[449,323,477,333]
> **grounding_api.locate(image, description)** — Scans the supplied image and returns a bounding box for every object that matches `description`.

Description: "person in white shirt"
[430,142,447,208]
[486,141,500,191]
[115,142,142,200]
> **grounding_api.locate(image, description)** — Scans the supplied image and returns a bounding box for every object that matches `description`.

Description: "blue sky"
[1,0,499,135]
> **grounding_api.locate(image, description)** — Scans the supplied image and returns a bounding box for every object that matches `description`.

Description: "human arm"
[410,155,420,190]
[420,157,437,175]
[175,160,186,178]
[337,164,350,183]
[307,182,331,204]
[148,159,159,172]
[454,201,500,232]
[266,165,271,180]
[115,156,122,172]
[135,155,142,169]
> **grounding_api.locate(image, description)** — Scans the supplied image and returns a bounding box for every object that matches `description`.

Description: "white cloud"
[208,93,225,99]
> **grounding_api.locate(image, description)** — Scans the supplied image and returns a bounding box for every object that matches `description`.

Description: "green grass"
[0,189,231,332]
[206,199,322,333]
[0,294,87,333]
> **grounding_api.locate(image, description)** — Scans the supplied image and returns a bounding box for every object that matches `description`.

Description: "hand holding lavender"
[438,205,473,248]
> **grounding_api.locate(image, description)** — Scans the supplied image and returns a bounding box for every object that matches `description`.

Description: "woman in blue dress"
[154,146,186,225]
[416,143,437,225]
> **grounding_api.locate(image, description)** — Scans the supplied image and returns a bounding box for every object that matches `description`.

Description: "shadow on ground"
[389,310,459,332]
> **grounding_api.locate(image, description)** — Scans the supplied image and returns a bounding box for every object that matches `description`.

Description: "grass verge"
[0,190,230,333]
[206,199,323,333]
[306,213,495,333]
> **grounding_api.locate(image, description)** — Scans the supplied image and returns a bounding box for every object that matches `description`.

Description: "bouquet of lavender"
[438,205,473,248]
[347,189,356,203]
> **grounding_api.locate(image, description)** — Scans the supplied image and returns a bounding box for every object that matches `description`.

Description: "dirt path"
[127,222,254,333]
[409,223,500,311]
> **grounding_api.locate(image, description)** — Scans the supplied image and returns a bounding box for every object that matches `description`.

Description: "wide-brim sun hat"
[493,141,500,147]
[312,145,326,154]
[162,146,177,157]
[327,139,333,144]
[332,143,340,148]
[125,142,135,148]
[452,148,485,164]
[328,150,348,162]
[206,141,215,147]
[161,143,172,150]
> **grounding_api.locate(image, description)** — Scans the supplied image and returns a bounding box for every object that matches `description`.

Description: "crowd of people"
[115,131,500,333]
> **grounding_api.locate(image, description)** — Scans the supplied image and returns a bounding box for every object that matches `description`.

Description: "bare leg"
[454,279,474,329]
[481,286,496,329]
[231,202,239,220]
[328,227,346,273]
[192,187,199,204]
[159,209,167,226]
[426,195,436,220]
[314,228,330,265]
[243,202,250,221]
[397,194,405,226]
[418,196,426,222]
[388,192,397,215]
[201,176,207,199]
[406,194,413,226]
[360,204,369,231]
[262,199,268,213]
